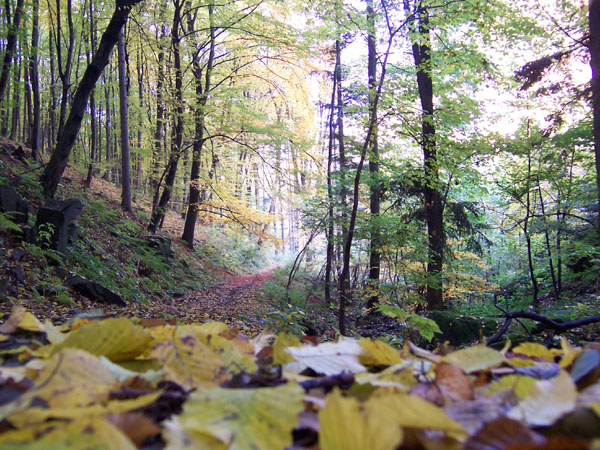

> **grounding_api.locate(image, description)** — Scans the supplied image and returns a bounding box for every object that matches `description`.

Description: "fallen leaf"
[358,339,402,366]
[0,417,137,449]
[435,362,473,403]
[507,370,577,426]
[173,382,304,450]
[273,332,302,365]
[513,342,556,362]
[442,345,504,373]
[50,317,153,362]
[151,334,225,389]
[286,339,366,376]
[318,389,403,450]
[486,374,537,399]
[0,306,43,334]
[106,412,161,447]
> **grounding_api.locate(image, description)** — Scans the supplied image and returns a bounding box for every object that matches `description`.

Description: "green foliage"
[379,304,442,342]
[0,212,22,234]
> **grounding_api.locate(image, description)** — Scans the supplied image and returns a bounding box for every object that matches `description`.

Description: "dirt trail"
[2,268,276,334]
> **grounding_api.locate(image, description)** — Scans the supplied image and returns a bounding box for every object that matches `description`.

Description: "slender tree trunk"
[405,1,444,310]
[0,0,24,120]
[537,178,558,299]
[55,0,75,137]
[118,27,132,213]
[84,0,97,188]
[524,150,539,305]
[336,39,349,294]
[182,1,215,248]
[9,51,21,141]
[151,21,167,210]
[149,0,184,233]
[40,0,143,198]
[589,0,600,293]
[30,0,40,160]
[367,0,381,308]
[325,51,338,304]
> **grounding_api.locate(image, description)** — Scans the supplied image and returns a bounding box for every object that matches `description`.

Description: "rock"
[167,290,185,298]
[20,225,36,244]
[427,310,497,347]
[64,275,126,307]
[12,264,25,284]
[0,185,29,224]
[35,199,83,255]
[146,235,174,259]
[11,248,25,261]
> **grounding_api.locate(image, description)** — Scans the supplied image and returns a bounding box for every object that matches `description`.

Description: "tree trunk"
[9,50,21,141]
[84,0,97,188]
[406,1,444,310]
[30,0,40,160]
[367,0,381,308]
[524,150,539,305]
[325,47,338,304]
[40,0,143,198]
[55,0,75,137]
[182,1,215,248]
[151,19,167,210]
[148,0,184,233]
[589,0,600,292]
[0,0,24,119]
[117,27,132,213]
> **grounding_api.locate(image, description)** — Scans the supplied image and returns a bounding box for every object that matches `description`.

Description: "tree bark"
[0,0,24,120]
[589,0,600,292]
[84,0,97,188]
[148,0,184,233]
[29,0,41,160]
[117,27,132,213]
[182,0,215,248]
[55,0,75,137]
[40,0,143,198]
[405,1,444,310]
[367,0,381,308]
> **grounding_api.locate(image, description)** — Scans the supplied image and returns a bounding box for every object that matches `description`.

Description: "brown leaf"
[435,362,474,403]
[464,417,546,450]
[105,412,161,447]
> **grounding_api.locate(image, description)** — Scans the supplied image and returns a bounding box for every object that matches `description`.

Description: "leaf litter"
[0,305,600,448]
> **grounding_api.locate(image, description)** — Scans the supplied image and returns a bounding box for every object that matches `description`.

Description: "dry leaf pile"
[0,305,599,449]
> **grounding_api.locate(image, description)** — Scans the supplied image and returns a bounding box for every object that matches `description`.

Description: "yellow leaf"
[150,335,225,389]
[588,402,600,419]
[273,332,301,365]
[8,391,162,428]
[512,342,555,362]
[173,383,304,450]
[507,370,577,426]
[359,339,402,366]
[50,317,152,362]
[0,306,43,334]
[486,374,536,399]
[368,389,466,436]
[442,345,504,373]
[0,417,136,449]
[0,349,117,423]
[318,389,403,450]
[355,363,417,390]
[559,337,581,369]
[41,319,66,344]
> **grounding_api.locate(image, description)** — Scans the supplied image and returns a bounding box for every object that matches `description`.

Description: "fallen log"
[487,310,600,345]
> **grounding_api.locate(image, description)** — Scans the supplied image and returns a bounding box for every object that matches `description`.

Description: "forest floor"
[0,267,277,335]
[0,138,283,335]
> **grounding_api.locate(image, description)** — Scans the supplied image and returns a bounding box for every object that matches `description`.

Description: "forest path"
[2,267,277,334]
